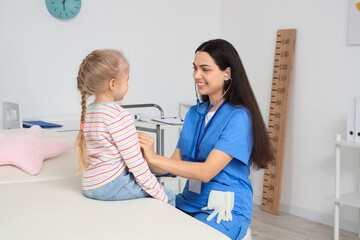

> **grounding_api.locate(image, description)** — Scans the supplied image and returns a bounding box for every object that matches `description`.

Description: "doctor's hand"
[138,132,156,163]
[201,190,234,224]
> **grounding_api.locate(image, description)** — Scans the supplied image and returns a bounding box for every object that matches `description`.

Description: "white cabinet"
[333,134,360,240]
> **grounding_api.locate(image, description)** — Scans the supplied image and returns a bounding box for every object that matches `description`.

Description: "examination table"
[0,129,229,240]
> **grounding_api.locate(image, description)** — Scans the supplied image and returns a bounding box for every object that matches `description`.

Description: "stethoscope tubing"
[155,80,231,178]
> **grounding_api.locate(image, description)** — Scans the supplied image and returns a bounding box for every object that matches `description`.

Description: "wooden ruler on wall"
[261,29,296,215]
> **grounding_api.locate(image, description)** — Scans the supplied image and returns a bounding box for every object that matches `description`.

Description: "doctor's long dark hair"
[196,39,274,169]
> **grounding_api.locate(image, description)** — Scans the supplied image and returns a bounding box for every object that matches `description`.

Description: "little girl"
[75,49,175,206]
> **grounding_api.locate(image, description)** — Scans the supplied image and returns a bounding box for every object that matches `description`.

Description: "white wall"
[0,0,221,127]
[221,0,360,232]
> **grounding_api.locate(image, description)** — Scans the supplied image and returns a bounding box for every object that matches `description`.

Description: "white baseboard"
[253,194,358,234]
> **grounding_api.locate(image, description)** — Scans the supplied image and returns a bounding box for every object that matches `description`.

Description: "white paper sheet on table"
[151,117,184,125]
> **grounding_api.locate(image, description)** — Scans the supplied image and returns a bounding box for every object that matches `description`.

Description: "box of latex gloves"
[347,97,360,143]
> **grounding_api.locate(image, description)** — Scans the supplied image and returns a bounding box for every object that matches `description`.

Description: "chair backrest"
[3,102,22,129]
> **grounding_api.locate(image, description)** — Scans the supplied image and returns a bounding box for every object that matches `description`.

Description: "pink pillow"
[0,126,70,175]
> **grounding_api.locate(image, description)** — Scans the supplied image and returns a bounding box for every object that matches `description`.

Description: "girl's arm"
[138,132,233,182]
[109,113,168,203]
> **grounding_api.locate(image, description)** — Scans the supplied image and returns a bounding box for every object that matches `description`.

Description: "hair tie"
[80,123,84,130]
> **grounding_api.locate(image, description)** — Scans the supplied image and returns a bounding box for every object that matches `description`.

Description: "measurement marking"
[262,29,296,215]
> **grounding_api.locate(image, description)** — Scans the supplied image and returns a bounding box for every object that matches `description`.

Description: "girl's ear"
[108,79,116,90]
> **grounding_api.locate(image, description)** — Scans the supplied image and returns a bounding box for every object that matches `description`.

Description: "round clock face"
[46,0,81,20]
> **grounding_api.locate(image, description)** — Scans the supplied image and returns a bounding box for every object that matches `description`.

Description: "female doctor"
[138,39,274,240]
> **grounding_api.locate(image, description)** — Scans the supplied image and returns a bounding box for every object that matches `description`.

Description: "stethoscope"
[155,73,232,178]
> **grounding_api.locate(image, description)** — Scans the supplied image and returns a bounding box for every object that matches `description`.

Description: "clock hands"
[47,0,80,19]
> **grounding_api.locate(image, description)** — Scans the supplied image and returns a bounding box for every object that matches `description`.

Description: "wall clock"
[46,0,81,20]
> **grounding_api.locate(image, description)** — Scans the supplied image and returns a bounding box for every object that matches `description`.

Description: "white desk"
[0,128,229,240]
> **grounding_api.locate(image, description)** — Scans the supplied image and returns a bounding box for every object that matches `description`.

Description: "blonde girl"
[76,49,174,205]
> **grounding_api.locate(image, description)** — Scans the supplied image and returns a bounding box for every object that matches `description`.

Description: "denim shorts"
[83,169,175,206]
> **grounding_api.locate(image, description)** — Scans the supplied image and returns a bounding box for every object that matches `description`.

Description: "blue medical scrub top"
[176,101,254,234]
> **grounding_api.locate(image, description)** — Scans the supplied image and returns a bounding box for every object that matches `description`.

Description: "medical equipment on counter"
[151,117,183,125]
[3,102,22,129]
[133,113,150,122]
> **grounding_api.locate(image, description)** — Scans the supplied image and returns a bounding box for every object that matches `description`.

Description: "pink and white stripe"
[82,102,168,203]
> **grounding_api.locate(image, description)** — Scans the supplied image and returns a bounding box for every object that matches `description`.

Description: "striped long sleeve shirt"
[82,102,168,203]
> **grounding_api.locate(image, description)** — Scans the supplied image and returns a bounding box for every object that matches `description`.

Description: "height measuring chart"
[261,29,296,215]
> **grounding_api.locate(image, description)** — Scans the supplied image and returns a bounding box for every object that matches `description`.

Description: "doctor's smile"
[196,82,207,87]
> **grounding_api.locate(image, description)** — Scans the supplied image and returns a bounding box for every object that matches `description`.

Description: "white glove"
[201,190,234,224]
